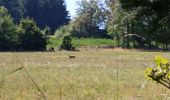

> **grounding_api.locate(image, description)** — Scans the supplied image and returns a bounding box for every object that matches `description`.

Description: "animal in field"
[69,55,75,59]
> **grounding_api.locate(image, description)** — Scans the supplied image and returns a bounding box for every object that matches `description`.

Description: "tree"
[0,6,19,50]
[106,0,137,48]
[24,0,69,32]
[105,0,170,49]
[72,0,108,38]
[0,0,25,23]
[44,26,51,36]
[73,13,99,38]
[18,19,47,50]
[60,35,74,51]
[55,22,73,38]
[119,0,170,49]
[0,0,70,33]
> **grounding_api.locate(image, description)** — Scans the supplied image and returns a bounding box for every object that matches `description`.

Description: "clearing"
[0,49,170,100]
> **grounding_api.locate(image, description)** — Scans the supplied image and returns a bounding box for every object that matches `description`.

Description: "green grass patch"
[47,37,114,48]
[47,37,62,48]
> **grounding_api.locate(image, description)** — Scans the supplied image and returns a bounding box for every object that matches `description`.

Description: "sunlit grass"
[0,49,170,99]
[47,37,114,48]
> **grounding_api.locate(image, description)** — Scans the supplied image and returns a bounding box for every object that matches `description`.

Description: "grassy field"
[0,49,170,100]
[47,37,114,48]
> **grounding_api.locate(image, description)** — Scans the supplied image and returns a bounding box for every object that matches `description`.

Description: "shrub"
[55,23,72,38]
[60,35,74,51]
[44,26,51,36]
[145,55,170,89]
[0,7,19,51]
[18,19,47,51]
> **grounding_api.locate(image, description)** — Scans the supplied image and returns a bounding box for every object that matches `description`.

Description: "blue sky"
[65,0,78,19]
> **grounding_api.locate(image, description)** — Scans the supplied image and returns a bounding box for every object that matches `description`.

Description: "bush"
[60,35,75,51]
[0,7,19,51]
[18,19,47,51]
[145,55,170,89]
[55,23,73,38]
[44,26,51,36]
[0,6,48,51]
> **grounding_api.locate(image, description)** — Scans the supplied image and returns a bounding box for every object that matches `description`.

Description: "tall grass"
[0,49,170,99]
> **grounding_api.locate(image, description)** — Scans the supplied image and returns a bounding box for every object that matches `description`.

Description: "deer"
[69,55,75,59]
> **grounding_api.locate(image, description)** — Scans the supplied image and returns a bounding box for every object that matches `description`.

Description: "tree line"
[56,0,170,50]
[55,0,111,39]
[1,0,170,50]
[107,0,170,49]
[0,0,69,32]
[0,7,46,51]
[0,0,69,51]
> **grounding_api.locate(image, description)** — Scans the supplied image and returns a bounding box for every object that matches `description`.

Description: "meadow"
[0,48,170,100]
[47,37,114,48]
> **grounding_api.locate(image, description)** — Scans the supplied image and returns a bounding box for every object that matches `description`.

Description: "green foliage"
[145,56,170,89]
[44,26,51,36]
[0,6,19,50]
[107,1,135,36]
[24,0,69,32]
[118,0,170,49]
[106,0,138,48]
[0,0,70,32]
[0,6,47,51]
[105,0,170,49]
[55,22,73,38]
[72,0,108,38]
[18,19,47,50]
[72,13,98,38]
[0,0,25,22]
[60,35,74,51]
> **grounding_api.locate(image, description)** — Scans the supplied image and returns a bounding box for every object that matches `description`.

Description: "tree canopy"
[0,6,18,50]
[0,0,70,33]
[68,0,109,38]
[18,19,47,50]
[0,6,47,51]
[1,0,170,50]
[106,0,170,49]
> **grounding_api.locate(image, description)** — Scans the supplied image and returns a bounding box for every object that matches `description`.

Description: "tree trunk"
[126,20,130,48]
[165,43,168,50]
[156,41,159,48]
[133,39,136,48]
[122,36,125,48]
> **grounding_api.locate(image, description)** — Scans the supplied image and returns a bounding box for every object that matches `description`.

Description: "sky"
[65,0,78,19]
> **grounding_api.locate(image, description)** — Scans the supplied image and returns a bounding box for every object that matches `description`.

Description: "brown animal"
[69,55,75,59]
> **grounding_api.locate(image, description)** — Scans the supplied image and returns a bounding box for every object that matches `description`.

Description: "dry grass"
[0,49,170,100]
